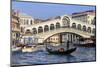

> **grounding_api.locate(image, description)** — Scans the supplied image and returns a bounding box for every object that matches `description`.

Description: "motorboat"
[74,39,95,47]
[22,45,38,53]
[11,45,22,52]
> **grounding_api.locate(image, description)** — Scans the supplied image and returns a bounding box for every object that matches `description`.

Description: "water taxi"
[22,45,38,53]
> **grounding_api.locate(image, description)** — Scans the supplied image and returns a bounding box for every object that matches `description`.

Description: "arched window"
[83,25,86,31]
[26,29,31,34]
[44,25,49,32]
[62,16,70,28]
[50,24,55,30]
[38,26,43,33]
[56,22,60,29]
[72,23,76,29]
[87,27,91,33]
[32,28,37,34]
[77,24,81,30]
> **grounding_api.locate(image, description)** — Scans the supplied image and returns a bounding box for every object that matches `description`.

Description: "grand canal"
[11,46,96,65]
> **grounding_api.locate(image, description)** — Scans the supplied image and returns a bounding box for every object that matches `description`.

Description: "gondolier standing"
[67,41,70,50]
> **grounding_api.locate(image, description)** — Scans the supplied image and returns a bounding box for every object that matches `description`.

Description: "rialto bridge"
[24,15,95,43]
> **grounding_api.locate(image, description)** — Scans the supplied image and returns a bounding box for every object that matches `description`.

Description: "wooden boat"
[45,41,77,54]
[46,47,76,54]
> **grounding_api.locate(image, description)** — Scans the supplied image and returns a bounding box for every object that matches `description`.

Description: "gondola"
[45,41,77,55]
[46,47,76,54]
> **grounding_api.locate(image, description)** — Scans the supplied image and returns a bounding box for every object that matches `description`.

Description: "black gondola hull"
[46,48,76,55]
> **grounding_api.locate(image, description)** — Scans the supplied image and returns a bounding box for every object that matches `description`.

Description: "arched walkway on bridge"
[38,26,43,33]
[56,22,60,29]
[82,25,87,32]
[72,23,76,29]
[44,25,49,32]
[87,27,91,33]
[77,24,81,30]
[32,28,37,34]
[50,24,55,30]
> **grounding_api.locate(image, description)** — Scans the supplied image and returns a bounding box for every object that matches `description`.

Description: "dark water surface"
[11,47,96,65]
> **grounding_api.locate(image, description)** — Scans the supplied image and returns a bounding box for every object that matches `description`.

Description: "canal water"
[11,47,96,65]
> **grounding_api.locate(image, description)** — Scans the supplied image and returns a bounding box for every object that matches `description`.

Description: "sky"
[12,1,96,19]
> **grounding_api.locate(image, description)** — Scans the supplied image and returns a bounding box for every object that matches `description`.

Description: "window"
[26,20,28,25]
[28,37,33,45]
[30,20,32,25]
[21,27,23,32]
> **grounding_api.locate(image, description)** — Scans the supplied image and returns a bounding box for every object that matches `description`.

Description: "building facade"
[19,13,35,35]
[12,10,20,46]
[72,10,96,25]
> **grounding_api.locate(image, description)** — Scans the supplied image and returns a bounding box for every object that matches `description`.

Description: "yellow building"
[12,10,20,46]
